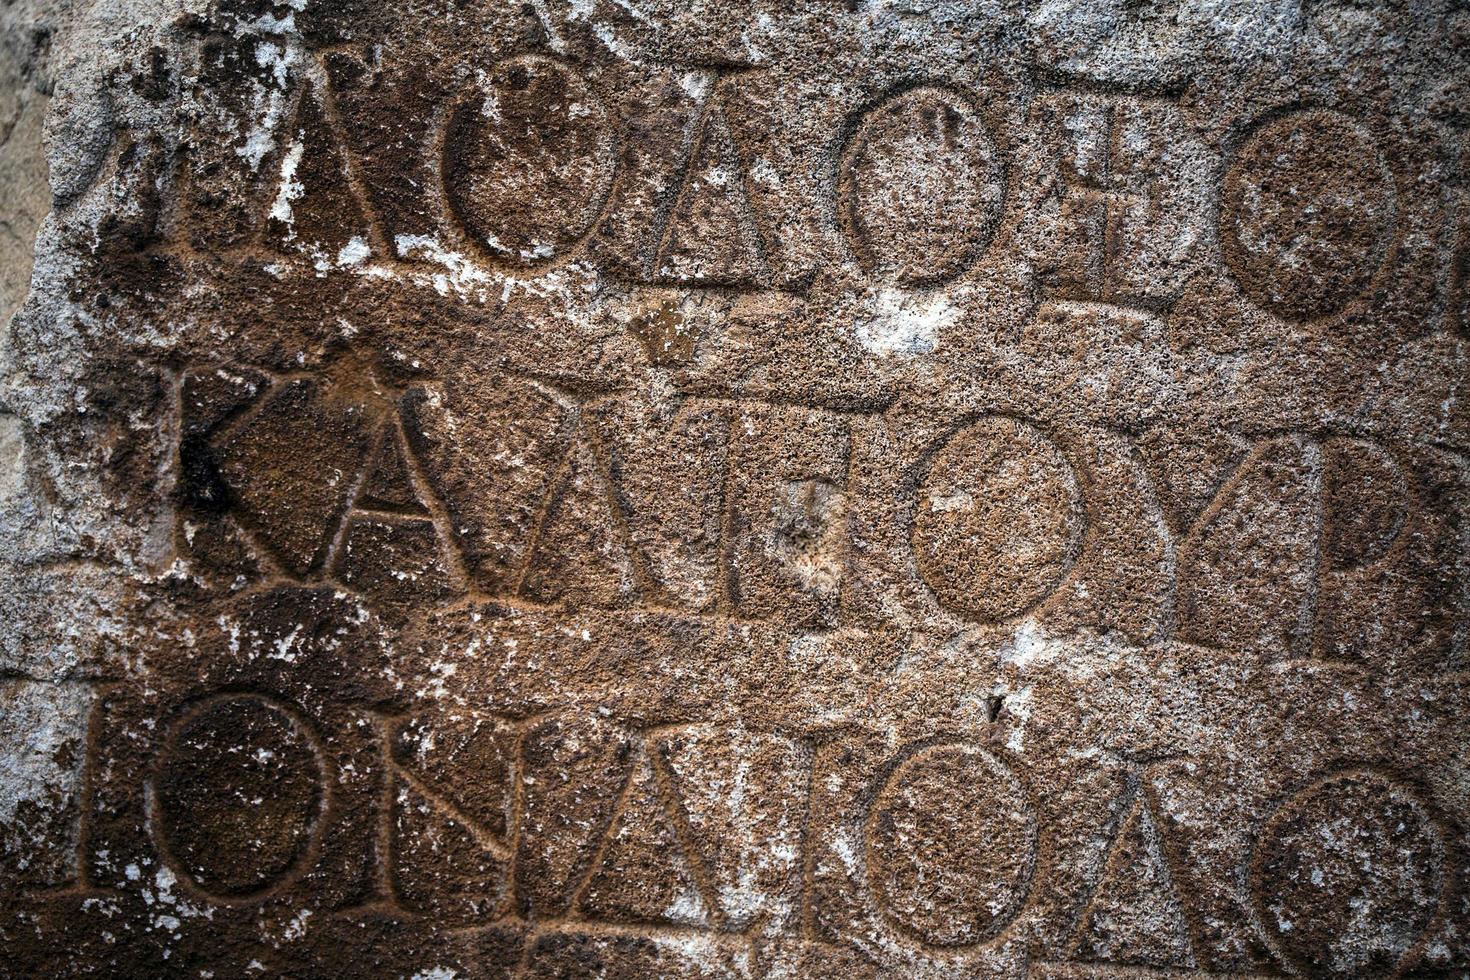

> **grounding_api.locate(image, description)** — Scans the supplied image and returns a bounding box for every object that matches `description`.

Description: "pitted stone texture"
[0,1,1468,978]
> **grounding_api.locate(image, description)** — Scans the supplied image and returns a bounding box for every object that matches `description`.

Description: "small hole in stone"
[986,694,1006,723]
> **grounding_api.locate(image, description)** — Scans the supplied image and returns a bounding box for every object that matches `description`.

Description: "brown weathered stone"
[1,1,1468,977]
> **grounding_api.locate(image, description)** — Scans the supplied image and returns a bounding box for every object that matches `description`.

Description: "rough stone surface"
[1,1,1469,978]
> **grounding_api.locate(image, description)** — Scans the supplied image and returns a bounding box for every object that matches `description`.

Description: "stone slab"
[1,1,1468,977]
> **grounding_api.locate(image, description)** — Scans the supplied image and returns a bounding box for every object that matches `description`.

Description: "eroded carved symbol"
[912,417,1085,622]
[1248,770,1448,978]
[514,714,636,919]
[348,708,516,920]
[263,80,376,258]
[1220,109,1396,321]
[1320,437,1410,572]
[212,373,381,576]
[4,679,105,896]
[1038,90,1186,316]
[149,693,329,903]
[575,744,718,928]
[839,85,1005,286]
[443,55,617,268]
[866,743,1037,947]
[1066,768,1200,970]
[723,403,852,627]
[334,419,463,608]
[1172,435,1319,654]
[1167,433,1450,662]
[656,724,809,931]
[651,83,776,287]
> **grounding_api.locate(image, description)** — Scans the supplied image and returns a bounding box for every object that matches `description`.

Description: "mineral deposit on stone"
[1,1,1469,978]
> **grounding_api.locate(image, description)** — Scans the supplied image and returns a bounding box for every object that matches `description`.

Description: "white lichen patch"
[0,680,92,829]
[237,41,303,171]
[0,412,27,505]
[267,137,305,235]
[854,287,957,356]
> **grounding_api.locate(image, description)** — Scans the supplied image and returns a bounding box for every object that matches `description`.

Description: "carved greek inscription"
[11,3,1470,977]
[401,380,860,619]
[334,420,461,608]
[1220,109,1397,321]
[165,48,1449,345]
[149,694,329,904]
[911,417,1086,623]
[1173,436,1320,655]
[838,86,1006,287]
[442,56,617,269]
[723,402,853,626]
[173,363,1469,667]
[19,666,1468,977]
[865,743,1037,947]
[1248,770,1450,978]
[656,724,809,931]
[513,713,635,919]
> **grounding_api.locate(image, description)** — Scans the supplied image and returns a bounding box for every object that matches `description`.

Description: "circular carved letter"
[839,86,1005,286]
[867,743,1037,947]
[1249,770,1447,978]
[443,55,616,268]
[1321,437,1409,571]
[152,694,329,903]
[1220,109,1395,320]
[912,416,1084,622]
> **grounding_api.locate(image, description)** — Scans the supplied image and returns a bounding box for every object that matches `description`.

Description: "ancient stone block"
[0,1,1468,977]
